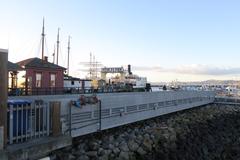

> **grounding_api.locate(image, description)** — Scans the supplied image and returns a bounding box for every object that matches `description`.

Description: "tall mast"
[93,55,96,78]
[41,18,45,60]
[56,28,60,65]
[90,52,92,79]
[52,45,55,63]
[67,36,71,75]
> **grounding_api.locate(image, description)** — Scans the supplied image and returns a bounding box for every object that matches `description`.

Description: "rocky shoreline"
[50,104,240,160]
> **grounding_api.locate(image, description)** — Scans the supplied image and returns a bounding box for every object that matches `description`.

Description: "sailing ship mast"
[90,52,92,79]
[56,28,60,65]
[41,18,45,60]
[67,36,71,75]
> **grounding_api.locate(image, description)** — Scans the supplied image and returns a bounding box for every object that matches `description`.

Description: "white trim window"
[50,73,56,87]
[36,73,42,88]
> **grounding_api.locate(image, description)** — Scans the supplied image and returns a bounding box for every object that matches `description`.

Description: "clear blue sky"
[1,0,240,82]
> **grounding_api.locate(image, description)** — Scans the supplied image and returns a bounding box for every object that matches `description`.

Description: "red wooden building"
[17,56,66,95]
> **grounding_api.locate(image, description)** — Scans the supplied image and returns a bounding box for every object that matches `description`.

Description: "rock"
[86,151,98,157]
[128,152,137,160]
[144,133,150,139]
[105,149,112,155]
[112,147,120,155]
[74,148,85,156]
[77,143,86,150]
[128,132,136,139]
[118,151,129,160]
[108,143,114,150]
[109,135,114,142]
[114,141,120,147]
[109,153,115,159]
[150,134,155,140]
[98,154,109,160]
[98,147,104,156]
[137,147,147,155]
[116,136,125,144]
[128,140,139,151]
[142,138,153,151]
[136,135,143,144]
[68,154,76,160]
[119,142,129,152]
[77,155,89,160]
[88,141,99,150]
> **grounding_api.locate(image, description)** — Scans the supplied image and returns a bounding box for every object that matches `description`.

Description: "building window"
[36,73,42,88]
[71,81,74,85]
[50,74,56,87]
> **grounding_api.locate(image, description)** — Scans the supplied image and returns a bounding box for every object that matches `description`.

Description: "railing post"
[0,49,8,147]
[50,101,61,136]
[9,105,13,144]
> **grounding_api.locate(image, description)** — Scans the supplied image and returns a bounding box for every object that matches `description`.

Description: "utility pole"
[67,36,71,75]
[0,49,8,147]
[41,18,45,60]
[56,28,60,65]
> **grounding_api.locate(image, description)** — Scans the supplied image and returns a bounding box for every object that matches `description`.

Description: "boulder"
[119,142,129,152]
[86,151,98,158]
[118,151,129,160]
[137,147,147,156]
[128,140,139,151]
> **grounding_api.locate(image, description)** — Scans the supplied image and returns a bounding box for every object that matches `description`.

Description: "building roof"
[64,75,81,81]
[0,49,8,53]
[17,57,66,70]
[8,61,23,71]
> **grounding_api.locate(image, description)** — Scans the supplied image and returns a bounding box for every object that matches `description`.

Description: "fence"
[7,101,51,144]
[214,96,240,105]
[8,87,140,96]
[69,91,215,137]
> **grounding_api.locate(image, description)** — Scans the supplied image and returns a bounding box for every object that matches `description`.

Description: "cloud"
[132,66,165,72]
[133,64,240,76]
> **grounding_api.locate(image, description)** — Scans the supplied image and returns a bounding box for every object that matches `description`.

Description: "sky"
[1,0,240,82]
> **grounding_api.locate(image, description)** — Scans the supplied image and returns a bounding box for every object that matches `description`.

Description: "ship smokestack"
[128,64,132,75]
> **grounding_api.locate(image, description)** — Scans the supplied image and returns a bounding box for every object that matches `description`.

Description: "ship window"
[71,81,74,85]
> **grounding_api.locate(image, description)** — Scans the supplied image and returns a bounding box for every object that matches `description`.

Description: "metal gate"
[7,101,51,144]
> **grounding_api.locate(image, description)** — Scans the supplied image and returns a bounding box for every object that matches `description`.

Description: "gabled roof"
[17,57,66,70]
[8,61,23,71]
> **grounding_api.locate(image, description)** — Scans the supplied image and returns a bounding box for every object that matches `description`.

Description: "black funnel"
[128,64,132,75]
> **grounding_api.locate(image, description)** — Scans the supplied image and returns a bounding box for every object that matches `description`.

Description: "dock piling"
[50,101,61,136]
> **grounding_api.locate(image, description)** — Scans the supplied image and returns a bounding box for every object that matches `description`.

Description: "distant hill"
[151,80,240,86]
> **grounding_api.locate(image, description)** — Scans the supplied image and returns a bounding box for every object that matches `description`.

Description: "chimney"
[44,56,48,62]
[128,64,132,75]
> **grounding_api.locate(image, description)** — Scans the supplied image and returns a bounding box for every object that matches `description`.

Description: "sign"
[101,67,124,73]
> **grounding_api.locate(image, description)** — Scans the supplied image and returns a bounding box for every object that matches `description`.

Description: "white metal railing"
[7,101,51,144]
[214,96,240,104]
[69,95,214,137]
